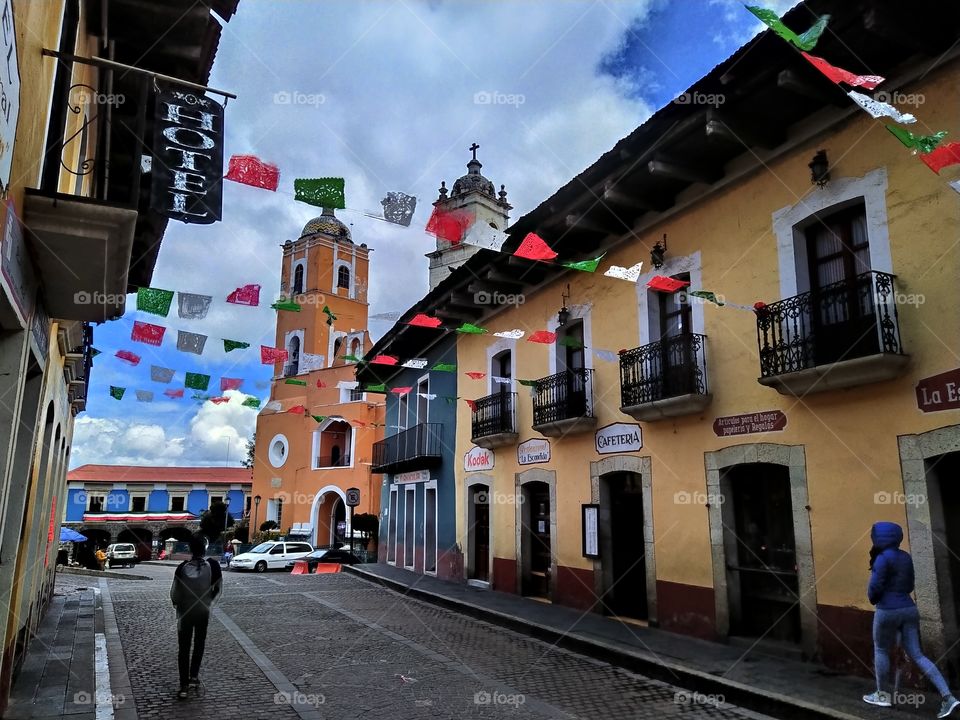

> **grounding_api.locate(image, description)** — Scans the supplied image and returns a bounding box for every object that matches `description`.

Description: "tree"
[242,433,256,469]
[259,520,278,533]
[351,513,379,541]
[199,500,233,541]
[232,520,249,543]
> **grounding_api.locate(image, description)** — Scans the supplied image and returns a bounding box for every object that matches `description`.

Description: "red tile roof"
[67,465,252,485]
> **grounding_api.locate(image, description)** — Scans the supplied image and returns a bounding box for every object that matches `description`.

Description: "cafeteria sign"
[595,422,642,454]
[151,84,224,224]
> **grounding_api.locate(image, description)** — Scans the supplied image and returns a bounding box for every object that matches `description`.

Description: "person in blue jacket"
[864,521,958,717]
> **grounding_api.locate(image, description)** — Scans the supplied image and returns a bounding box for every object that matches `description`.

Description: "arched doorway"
[77,528,111,569]
[313,418,352,468]
[465,475,492,584]
[118,528,153,561]
[310,486,348,547]
[516,469,556,600]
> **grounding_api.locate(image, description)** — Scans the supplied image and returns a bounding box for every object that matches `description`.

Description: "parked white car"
[229,541,314,572]
[105,543,137,568]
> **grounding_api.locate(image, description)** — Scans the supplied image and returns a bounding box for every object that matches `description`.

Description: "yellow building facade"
[252,210,384,548]
[443,10,960,679]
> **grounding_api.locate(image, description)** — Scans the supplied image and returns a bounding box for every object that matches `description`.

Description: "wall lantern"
[651,234,667,270]
[809,149,830,188]
[557,284,571,327]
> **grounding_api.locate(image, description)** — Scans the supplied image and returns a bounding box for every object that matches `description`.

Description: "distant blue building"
[64,465,252,558]
[358,333,460,580]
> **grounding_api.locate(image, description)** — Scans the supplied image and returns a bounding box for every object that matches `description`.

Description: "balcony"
[531,368,596,437]
[756,271,909,396]
[372,423,443,474]
[471,391,518,449]
[315,454,351,469]
[619,333,712,421]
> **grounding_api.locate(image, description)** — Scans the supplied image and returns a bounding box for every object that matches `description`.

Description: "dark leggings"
[177,610,210,686]
[873,606,950,696]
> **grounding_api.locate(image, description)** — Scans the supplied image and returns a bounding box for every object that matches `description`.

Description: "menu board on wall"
[582,504,599,558]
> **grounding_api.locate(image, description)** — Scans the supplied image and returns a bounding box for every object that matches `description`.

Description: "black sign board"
[151,84,224,224]
[345,487,361,507]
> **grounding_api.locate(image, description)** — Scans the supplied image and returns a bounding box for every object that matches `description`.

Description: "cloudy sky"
[72,0,794,469]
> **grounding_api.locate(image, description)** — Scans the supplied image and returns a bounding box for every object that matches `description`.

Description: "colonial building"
[63,465,252,558]
[251,209,384,547]
[0,0,238,712]
[371,0,960,682]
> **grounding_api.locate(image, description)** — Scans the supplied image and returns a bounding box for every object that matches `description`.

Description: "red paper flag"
[220,377,243,392]
[465,372,486,380]
[260,345,288,365]
[371,354,398,366]
[115,350,141,366]
[800,52,884,89]
[408,313,443,328]
[224,154,280,191]
[391,386,413,395]
[227,284,261,306]
[164,388,184,399]
[425,207,475,244]
[463,399,477,412]
[919,142,960,174]
[514,232,557,261]
[131,321,166,346]
[353,420,368,427]
[287,405,307,415]
[647,275,691,293]
[527,330,557,344]
[316,380,327,388]
[210,397,230,405]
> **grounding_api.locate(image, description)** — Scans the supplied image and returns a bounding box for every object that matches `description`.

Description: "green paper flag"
[91,348,102,357]
[242,397,261,409]
[517,379,538,387]
[886,126,948,155]
[342,354,362,363]
[271,300,302,312]
[689,290,725,306]
[562,253,606,273]
[223,339,250,353]
[285,378,308,386]
[746,6,830,51]
[431,362,457,372]
[137,287,174,317]
[294,178,346,209]
[363,383,387,393]
[323,305,337,327]
[559,336,585,349]
[456,323,487,334]
[185,372,210,391]
[109,386,125,400]
[311,414,327,423]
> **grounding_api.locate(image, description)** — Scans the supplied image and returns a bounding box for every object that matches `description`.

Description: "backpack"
[170,557,222,612]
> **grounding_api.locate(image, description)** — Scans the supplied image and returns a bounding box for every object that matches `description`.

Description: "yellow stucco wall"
[455,59,960,612]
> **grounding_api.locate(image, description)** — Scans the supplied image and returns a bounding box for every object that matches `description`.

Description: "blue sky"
[73,0,791,468]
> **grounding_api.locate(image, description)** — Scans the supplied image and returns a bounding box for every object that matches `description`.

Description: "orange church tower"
[251,208,385,550]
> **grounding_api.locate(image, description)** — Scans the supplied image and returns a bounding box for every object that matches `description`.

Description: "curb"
[59,566,153,581]
[343,565,863,720]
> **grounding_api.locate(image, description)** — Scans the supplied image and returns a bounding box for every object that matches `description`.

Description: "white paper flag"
[402,358,429,369]
[177,292,213,320]
[337,380,360,390]
[594,349,619,363]
[847,91,916,124]
[263,400,282,412]
[463,221,508,251]
[418,392,437,400]
[369,311,404,321]
[135,390,154,402]
[493,329,525,339]
[604,262,644,282]
[491,376,512,385]
[950,179,960,195]
[300,352,326,372]
[150,365,175,383]
[176,330,207,355]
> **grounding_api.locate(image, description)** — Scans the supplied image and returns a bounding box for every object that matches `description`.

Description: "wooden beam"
[647,159,722,185]
[777,69,847,106]
[484,269,528,287]
[565,213,615,235]
[705,110,784,150]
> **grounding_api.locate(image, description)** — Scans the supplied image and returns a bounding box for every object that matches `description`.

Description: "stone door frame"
[463,473,493,587]
[705,443,818,659]
[515,468,557,600]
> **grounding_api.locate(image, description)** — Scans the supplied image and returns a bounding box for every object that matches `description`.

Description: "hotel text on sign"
[595,423,642,454]
[464,446,494,471]
[713,410,787,437]
[394,469,429,484]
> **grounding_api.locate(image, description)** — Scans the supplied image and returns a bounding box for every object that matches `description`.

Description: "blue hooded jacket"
[867,522,915,610]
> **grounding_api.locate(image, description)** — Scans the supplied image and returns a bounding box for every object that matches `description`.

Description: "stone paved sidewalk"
[345,564,946,720]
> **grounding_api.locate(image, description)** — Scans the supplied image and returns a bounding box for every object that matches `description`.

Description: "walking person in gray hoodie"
[864,521,958,718]
[170,534,223,699]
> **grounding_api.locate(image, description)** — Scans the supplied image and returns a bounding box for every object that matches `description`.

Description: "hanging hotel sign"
[394,469,429,484]
[0,199,35,329]
[916,368,960,413]
[151,84,224,224]
[0,0,20,196]
[713,410,787,437]
[464,445,494,472]
[518,438,551,465]
[595,422,642,454]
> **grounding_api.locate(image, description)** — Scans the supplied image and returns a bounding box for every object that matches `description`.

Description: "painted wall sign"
[29,298,49,361]
[595,422,642,454]
[464,445,494,472]
[916,368,960,413]
[151,84,224,224]
[394,469,429,484]
[518,438,551,465]
[0,0,20,196]
[713,410,787,437]
[0,200,35,328]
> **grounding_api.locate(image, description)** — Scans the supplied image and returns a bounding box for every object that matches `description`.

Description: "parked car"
[229,541,314,572]
[105,543,137,568]
[295,548,363,573]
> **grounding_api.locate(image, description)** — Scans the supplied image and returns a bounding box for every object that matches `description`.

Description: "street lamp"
[253,495,261,534]
[224,497,231,539]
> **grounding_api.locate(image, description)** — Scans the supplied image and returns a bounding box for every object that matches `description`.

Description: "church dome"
[451,158,495,199]
[300,207,352,241]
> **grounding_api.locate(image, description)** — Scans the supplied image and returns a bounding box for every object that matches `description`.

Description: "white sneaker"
[939,696,960,719]
[863,691,893,708]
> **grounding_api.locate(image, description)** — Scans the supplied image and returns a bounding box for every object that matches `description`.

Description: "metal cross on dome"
[470,142,479,160]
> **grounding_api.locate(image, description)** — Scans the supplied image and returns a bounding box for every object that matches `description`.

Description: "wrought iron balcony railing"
[372,423,443,473]
[471,391,517,440]
[315,454,351,469]
[532,368,594,427]
[619,333,708,407]
[756,271,904,379]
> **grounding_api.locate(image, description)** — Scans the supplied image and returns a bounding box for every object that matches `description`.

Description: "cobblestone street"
[69,566,778,720]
